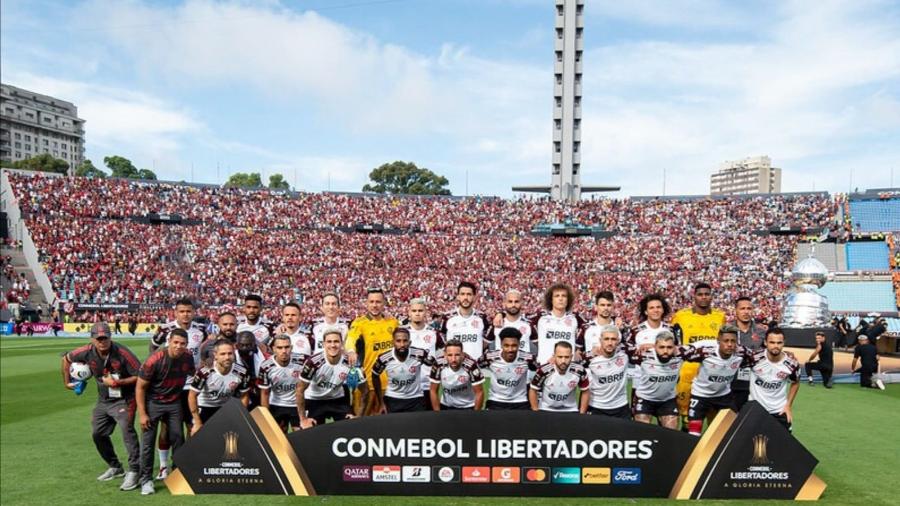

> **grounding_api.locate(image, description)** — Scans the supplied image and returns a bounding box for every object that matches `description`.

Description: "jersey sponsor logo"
[495,377,521,388]
[432,466,459,483]
[491,466,520,484]
[548,392,570,401]
[373,341,393,352]
[390,377,417,388]
[546,330,571,341]
[523,467,550,484]
[402,466,431,483]
[457,334,480,343]
[342,465,371,482]
[581,467,611,484]
[754,377,782,390]
[551,467,580,484]
[372,465,401,482]
[708,375,733,383]
[612,467,642,485]
[594,371,625,384]
[445,384,469,395]
[462,466,490,483]
[647,374,679,383]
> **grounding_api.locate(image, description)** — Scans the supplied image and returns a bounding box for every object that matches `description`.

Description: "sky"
[1,0,898,197]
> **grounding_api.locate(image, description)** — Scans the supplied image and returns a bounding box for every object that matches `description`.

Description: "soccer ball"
[69,362,92,381]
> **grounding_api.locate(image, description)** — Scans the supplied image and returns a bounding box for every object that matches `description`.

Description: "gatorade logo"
[491,467,520,483]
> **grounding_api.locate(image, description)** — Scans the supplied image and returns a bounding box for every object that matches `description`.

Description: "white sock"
[158,449,170,467]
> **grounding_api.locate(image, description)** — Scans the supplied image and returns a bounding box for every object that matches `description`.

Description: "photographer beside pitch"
[61,322,142,491]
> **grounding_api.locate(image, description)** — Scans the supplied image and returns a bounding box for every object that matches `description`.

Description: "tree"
[11,153,69,175]
[268,173,290,190]
[103,155,140,178]
[74,159,107,178]
[225,172,263,188]
[137,168,157,180]
[362,161,451,195]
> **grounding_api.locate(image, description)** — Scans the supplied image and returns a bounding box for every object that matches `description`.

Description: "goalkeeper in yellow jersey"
[671,283,726,431]
[345,288,398,416]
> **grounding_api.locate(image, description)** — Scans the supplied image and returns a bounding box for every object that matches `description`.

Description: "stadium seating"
[819,281,896,313]
[845,242,890,271]
[796,242,844,271]
[844,315,900,335]
[6,173,841,323]
[849,199,900,232]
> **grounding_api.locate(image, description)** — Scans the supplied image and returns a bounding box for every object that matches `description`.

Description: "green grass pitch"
[1,336,897,505]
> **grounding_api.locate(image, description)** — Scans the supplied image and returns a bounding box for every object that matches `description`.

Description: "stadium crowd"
[8,172,835,324]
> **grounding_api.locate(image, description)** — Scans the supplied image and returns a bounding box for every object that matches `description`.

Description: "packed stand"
[9,172,830,323]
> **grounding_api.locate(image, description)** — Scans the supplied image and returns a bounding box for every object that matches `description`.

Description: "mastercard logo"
[523,467,550,483]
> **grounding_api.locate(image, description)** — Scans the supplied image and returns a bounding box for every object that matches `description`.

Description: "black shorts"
[485,400,531,410]
[588,404,632,420]
[688,394,735,421]
[772,413,792,432]
[633,396,678,418]
[305,395,351,424]
[269,405,300,428]
[384,396,425,413]
[439,404,473,411]
[198,406,220,424]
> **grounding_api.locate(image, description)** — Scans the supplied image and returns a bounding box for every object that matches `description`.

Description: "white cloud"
[3,71,203,171]
[4,0,898,196]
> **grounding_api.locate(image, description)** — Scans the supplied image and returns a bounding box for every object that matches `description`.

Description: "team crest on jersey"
[182,363,191,372]
[776,371,788,380]
[423,335,433,344]
[518,325,527,334]
[567,380,577,389]
[615,357,625,367]
[564,316,574,326]
[339,372,348,381]
[253,328,268,340]
[709,322,717,330]
[730,362,740,369]
[471,320,481,329]
[228,381,239,390]
[514,366,527,375]
[409,365,418,374]
[458,375,468,384]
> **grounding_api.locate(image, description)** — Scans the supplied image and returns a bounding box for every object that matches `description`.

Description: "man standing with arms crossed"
[61,322,142,490]
[136,329,195,495]
[671,283,726,431]
[346,288,398,415]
